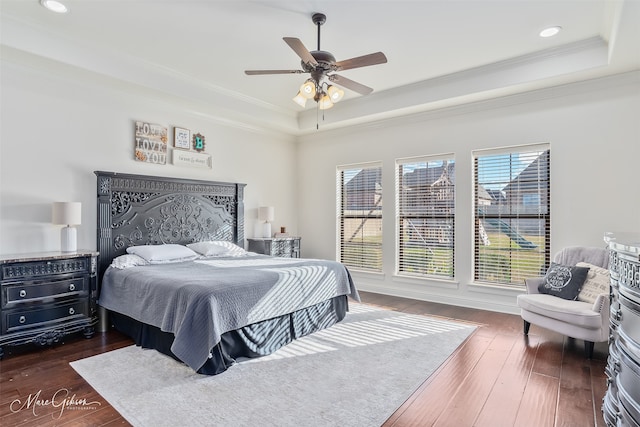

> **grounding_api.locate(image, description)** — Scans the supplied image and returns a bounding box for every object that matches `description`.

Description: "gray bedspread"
[99,255,359,371]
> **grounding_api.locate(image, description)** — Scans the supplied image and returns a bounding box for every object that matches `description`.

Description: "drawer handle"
[19,315,26,324]
[69,283,76,291]
[19,289,27,298]
[68,307,75,315]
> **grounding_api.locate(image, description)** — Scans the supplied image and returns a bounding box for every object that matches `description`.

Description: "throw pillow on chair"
[537,263,590,300]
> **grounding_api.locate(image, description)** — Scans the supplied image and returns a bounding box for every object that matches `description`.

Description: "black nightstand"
[247,237,301,258]
[0,250,99,358]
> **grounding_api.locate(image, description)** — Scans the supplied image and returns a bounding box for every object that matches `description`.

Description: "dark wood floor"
[0,291,609,427]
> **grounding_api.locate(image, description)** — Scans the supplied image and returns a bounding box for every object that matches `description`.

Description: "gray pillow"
[538,262,589,300]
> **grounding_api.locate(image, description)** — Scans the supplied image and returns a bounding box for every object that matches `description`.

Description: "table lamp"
[258,206,274,238]
[52,202,81,252]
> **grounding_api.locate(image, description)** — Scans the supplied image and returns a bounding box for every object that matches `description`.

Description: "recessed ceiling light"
[539,26,562,38]
[40,0,68,14]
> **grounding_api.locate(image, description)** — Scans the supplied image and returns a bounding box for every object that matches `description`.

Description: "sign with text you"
[135,121,167,164]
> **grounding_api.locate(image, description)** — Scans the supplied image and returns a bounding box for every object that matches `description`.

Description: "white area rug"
[71,303,475,427]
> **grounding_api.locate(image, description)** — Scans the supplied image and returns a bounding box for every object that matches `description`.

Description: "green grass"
[476,232,546,285]
[341,234,383,271]
[340,231,546,285]
[398,246,453,278]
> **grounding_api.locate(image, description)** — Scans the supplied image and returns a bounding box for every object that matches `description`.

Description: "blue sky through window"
[477,152,540,191]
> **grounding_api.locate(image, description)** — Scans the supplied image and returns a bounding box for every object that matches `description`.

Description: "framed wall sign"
[192,132,206,152]
[174,127,191,150]
[172,150,212,169]
[134,121,167,164]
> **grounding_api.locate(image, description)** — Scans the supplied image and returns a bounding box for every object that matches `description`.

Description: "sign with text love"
[134,121,167,164]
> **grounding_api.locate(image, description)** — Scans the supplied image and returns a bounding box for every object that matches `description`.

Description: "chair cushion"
[517,294,602,329]
[538,263,589,300]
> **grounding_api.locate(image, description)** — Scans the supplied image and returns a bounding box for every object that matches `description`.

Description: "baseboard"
[356,282,521,315]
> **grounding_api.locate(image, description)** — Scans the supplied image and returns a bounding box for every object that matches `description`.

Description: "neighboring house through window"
[473,144,550,286]
[337,163,383,272]
[396,155,455,279]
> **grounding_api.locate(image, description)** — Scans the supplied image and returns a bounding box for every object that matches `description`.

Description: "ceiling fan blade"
[329,74,374,95]
[283,37,318,67]
[334,52,387,71]
[245,69,304,75]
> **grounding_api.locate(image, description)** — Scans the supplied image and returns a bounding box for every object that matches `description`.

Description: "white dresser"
[604,233,640,427]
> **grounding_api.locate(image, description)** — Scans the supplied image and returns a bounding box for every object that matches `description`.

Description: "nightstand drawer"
[247,237,301,258]
[1,258,90,281]
[4,300,89,334]
[2,276,88,308]
[272,239,300,257]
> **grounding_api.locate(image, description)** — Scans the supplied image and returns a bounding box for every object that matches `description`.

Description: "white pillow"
[576,262,610,303]
[126,244,199,264]
[111,254,148,269]
[187,240,247,257]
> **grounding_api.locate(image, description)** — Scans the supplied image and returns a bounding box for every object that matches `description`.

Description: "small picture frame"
[174,127,191,150]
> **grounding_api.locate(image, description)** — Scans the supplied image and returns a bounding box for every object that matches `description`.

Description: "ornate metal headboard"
[95,171,245,281]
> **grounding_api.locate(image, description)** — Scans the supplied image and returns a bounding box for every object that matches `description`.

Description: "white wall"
[2,47,639,314]
[0,52,297,255]
[296,71,640,314]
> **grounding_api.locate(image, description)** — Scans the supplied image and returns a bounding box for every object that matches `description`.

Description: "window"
[522,193,541,206]
[396,155,455,279]
[337,163,383,272]
[473,145,550,286]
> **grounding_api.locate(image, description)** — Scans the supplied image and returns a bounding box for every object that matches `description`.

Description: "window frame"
[395,153,456,280]
[472,143,551,287]
[336,162,383,273]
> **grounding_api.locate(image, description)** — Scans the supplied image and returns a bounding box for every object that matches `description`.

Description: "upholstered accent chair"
[516,246,610,358]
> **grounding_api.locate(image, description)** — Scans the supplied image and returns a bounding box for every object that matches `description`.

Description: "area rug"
[70,303,476,427]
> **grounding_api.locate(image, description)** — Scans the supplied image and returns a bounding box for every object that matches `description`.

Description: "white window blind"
[473,145,550,286]
[396,156,455,279]
[337,164,383,272]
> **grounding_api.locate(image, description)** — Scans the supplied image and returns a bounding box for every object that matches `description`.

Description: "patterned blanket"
[99,255,359,370]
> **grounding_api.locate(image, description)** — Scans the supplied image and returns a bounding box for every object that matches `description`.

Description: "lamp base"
[61,226,77,252]
[262,222,272,238]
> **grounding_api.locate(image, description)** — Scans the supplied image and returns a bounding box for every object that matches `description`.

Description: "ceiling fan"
[244,13,387,109]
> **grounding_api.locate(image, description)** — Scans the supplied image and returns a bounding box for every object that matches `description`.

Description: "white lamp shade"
[327,85,344,102]
[52,202,82,225]
[292,92,307,107]
[318,93,334,110]
[299,80,316,99]
[258,206,275,222]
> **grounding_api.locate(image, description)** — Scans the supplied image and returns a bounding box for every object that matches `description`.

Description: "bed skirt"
[108,295,348,375]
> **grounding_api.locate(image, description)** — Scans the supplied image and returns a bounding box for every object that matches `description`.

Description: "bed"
[95,171,359,375]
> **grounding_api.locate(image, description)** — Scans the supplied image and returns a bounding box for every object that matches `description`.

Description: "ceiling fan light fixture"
[318,93,334,110]
[292,91,307,107]
[327,85,344,102]
[244,13,386,115]
[299,80,317,99]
